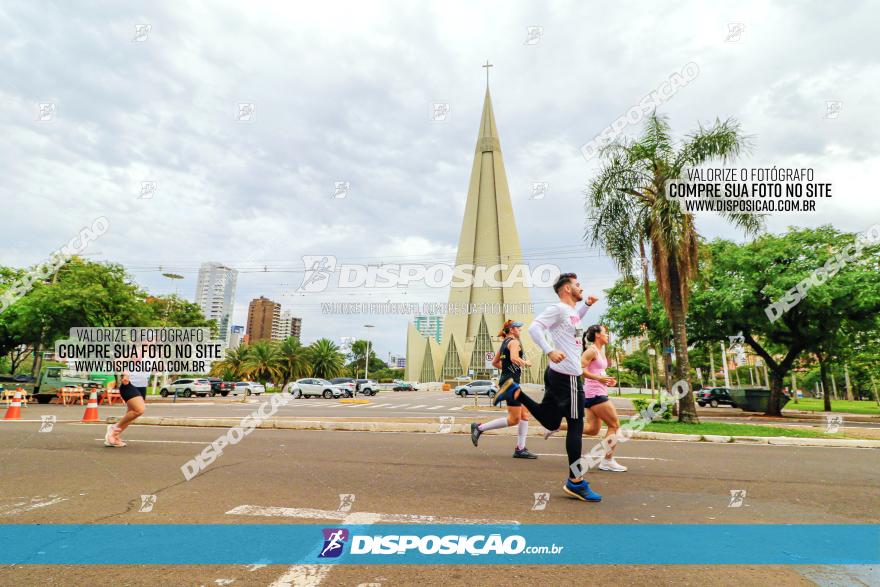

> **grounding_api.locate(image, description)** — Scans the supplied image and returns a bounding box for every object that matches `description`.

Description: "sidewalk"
[129,415,880,449]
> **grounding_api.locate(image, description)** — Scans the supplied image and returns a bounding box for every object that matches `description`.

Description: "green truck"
[29,367,114,404]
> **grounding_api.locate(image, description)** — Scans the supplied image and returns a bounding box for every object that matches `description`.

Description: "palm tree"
[308,338,345,379]
[210,344,251,380]
[242,341,282,389]
[586,112,762,422]
[277,336,311,391]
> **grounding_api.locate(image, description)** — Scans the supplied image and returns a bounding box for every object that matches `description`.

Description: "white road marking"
[93,438,207,444]
[449,406,463,411]
[531,453,669,461]
[0,495,68,516]
[366,403,391,409]
[226,505,519,526]
[407,405,428,410]
[268,511,382,586]
[426,406,443,410]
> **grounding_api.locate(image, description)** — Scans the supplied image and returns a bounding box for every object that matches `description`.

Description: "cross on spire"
[482,60,493,87]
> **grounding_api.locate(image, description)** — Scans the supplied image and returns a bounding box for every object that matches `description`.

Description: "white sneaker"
[599,458,627,472]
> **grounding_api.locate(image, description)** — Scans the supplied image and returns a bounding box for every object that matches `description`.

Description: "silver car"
[230,381,265,396]
[287,378,345,399]
[454,380,498,398]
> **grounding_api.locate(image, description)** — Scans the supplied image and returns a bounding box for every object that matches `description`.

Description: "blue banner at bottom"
[1,524,877,565]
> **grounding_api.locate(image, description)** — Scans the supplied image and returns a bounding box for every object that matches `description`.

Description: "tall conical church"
[405,83,544,384]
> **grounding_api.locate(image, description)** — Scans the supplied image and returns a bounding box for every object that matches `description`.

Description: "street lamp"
[364,325,375,381]
[161,273,185,394]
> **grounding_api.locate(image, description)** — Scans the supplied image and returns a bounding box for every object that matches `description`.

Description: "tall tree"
[688,228,880,415]
[586,112,761,422]
[277,337,311,390]
[242,341,282,387]
[307,338,345,379]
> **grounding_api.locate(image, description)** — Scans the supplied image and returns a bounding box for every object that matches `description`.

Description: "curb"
[131,417,880,448]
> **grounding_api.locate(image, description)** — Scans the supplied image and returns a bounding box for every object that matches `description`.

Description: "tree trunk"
[640,239,652,313]
[766,369,785,417]
[817,353,832,412]
[30,342,42,378]
[667,263,698,423]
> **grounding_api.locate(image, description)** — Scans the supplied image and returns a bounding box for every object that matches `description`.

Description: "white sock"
[478,417,509,432]
[516,420,528,449]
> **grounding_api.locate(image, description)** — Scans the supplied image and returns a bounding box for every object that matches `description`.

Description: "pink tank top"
[583,351,608,398]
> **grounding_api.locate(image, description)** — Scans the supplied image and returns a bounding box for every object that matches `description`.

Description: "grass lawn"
[619,418,843,438]
[783,398,880,415]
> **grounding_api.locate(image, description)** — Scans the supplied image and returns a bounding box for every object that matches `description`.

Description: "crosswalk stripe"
[367,403,391,408]
[426,405,443,410]
[407,405,428,409]
[449,406,463,411]
[395,404,410,408]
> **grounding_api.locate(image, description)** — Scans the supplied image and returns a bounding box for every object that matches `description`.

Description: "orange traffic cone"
[82,390,100,422]
[3,391,23,420]
[16,387,27,407]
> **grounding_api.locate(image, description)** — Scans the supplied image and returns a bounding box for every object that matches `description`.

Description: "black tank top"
[499,336,524,382]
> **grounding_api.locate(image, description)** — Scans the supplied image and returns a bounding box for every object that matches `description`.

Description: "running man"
[470,320,536,459]
[105,357,150,447]
[494,272,602,502]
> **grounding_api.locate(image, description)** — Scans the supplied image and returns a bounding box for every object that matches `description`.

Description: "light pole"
[161,273,185,394]
[363,325,374,381]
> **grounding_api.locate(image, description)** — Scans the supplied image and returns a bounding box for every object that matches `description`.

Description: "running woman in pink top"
[581,324,626,472]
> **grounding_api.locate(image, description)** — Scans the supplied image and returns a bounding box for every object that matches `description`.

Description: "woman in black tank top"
[469,320,537,459]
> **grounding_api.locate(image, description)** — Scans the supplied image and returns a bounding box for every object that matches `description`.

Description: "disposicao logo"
[319,528,349,558]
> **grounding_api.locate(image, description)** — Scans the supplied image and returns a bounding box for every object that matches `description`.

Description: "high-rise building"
[194,262,238,342]
[406,77,539,383]
[276,311,302,342]
[228,325,245,348]
[247,296,280,342]
[413,316,442,344]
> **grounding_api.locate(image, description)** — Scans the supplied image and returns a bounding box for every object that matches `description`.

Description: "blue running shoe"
[563,478,602,502]
[493,380,520,406]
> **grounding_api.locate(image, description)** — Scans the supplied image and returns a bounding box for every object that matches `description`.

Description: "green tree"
[242,341,282,387]
[586,112,761,422]
[210,345,251,380]
[688,227,880,415]
[277,337,311,390]
[307,338,345,379]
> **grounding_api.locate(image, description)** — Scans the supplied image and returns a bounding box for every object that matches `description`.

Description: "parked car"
[696,387,738,408]
[355,379,379,396]
[160,378,212,398]
[230,381,265,396]
[393,382,418,391]
[287,378,345,399]
[330,377,357,397]
[0,373,36,383]
[454,380,498,398]
[207,377,235,397]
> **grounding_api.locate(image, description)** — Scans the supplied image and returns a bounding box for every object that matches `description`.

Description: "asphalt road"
[16,389,880,437]
[1,419,878,586]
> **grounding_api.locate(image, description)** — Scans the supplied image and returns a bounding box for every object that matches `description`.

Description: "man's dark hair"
[553,272,577,294]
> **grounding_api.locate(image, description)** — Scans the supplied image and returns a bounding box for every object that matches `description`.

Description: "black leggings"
[516,392,585,480]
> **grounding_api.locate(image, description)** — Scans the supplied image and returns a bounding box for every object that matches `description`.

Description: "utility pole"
[721,341,731,388]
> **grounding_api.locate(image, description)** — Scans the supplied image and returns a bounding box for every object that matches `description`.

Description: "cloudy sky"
[2,1,878,360]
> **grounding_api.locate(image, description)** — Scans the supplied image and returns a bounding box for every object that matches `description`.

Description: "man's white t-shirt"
[528,302,591,376]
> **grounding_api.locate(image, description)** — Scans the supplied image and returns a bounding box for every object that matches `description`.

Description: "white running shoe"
[599,458,627,472]
[543,428,559,440]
